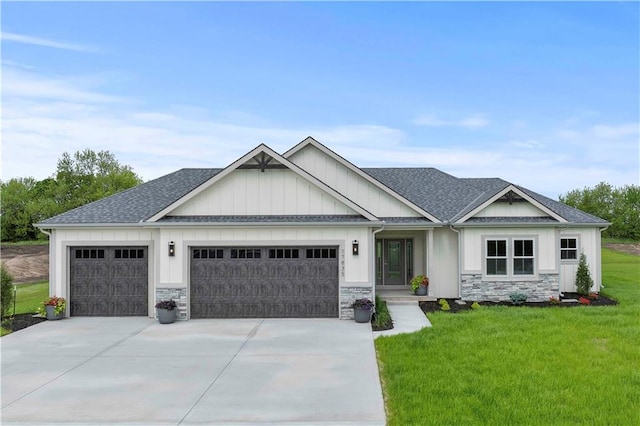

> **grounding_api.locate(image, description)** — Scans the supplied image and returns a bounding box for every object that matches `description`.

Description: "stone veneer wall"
[340,286,373,320]
[155,288,188,320]
[461,273,560,302]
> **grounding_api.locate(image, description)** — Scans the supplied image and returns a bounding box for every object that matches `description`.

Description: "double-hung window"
[485,238,536,277]
[513,239,534,275]
[486,239,508,275]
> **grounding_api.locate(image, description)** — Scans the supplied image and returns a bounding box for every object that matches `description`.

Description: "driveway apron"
[1,317,386,425]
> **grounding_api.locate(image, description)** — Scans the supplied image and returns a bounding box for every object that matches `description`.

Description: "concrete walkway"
[1,318,385,425]
[374,302,432,338]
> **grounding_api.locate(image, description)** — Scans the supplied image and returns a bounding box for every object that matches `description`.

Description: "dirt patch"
[603,243,640,256]
[0,244,49,284]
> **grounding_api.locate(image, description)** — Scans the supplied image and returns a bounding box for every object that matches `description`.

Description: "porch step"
[377,289,437,303]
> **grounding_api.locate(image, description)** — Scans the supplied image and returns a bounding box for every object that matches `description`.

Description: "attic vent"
[238,151,287,172]
[498,191,526,205]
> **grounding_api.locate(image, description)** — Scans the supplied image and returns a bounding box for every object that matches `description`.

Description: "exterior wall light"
[168,241,176,257]
[352,240,359,256]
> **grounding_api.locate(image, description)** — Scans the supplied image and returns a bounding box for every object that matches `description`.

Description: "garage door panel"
[70,246,148,316]
[190,246,338,318]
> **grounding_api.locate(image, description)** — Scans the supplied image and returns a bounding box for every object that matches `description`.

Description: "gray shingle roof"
[37,168,222,225]
[465,216,558,224]
[36,161,608,227]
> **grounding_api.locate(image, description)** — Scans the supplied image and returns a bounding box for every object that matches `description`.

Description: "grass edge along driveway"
[375,248,640,425]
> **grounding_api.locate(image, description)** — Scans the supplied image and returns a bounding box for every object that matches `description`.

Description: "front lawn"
[375,248,640,425]
[1,280,48,336]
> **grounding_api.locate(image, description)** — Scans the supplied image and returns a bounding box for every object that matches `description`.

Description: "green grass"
[602,237,640,244]
[1,280,48,336]
[376,248,640,425]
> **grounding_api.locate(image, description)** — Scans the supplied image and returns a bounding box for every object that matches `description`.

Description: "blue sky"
[2,1,638,198]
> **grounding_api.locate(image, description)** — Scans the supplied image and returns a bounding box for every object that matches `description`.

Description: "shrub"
[549,296,561,305]
[372,295,393,329]
[439,299,451,311]
[579,297,591,305]
[575,253,594,296]
[471,301,481,310]
[588,292,599,300]
[155,299,177,310]
[1,264,14,318]
[509,293,528,306]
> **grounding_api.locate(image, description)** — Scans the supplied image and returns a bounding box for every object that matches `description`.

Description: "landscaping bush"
[509,292,528,305]
[372,295,393,330]
[575,253,594,295]
[1,264,14,318]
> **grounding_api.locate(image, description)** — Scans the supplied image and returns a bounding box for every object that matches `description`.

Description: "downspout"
[598,225,610,290]
[371,223,385,303]
[449,225,462,299]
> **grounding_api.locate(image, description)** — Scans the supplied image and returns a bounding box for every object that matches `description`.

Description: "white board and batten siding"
[475,202,548,217]
[559,228,602,292]
[159,226,373,288]
[430,228,460,298]
[288,144,421,217]
[170,169,358,216]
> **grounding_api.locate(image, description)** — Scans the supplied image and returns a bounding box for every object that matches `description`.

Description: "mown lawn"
[1,280,48,336]
[375,248,640,425]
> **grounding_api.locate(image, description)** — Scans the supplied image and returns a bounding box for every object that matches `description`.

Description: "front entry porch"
[376,286,437,303]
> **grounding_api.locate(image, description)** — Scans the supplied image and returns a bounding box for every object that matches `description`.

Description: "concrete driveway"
[1,318,386,425]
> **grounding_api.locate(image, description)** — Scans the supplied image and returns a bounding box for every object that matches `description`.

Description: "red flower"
[579,297,591,305]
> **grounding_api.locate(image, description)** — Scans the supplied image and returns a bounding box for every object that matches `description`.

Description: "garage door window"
[115,249,144,259]
[269,248,299,259]
[306,248,337,259]
[75,249,105,259]
[193,249,224,259]
[231,248,261,259]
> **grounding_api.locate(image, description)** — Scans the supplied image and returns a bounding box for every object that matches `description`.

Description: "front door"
[384,240,405,285]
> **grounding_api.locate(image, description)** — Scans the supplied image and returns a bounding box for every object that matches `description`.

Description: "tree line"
[559,182,640,240]
[1,149,142,242]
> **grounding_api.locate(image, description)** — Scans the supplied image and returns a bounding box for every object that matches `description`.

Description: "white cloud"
[413,113,490,129]
[591,123,639,139]
[2,68,637,200]
[1,31,97,52]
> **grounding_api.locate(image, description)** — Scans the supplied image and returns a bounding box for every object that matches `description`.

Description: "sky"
[2,1,639,199]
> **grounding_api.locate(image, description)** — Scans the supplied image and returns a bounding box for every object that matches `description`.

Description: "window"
[230,248,261,259]
[306,248,337,259]
[486,240,508,275]
[268,248,299,259]
[115,249,144,259]
[561,238,578,260]
[193,249,224,259]
[513,239,534,275]
[75,249,105,259]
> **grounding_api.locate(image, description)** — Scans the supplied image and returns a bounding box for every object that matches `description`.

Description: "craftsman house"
[36,137,609,319]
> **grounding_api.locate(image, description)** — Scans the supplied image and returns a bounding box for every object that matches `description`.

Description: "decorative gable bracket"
[238,152,287,172]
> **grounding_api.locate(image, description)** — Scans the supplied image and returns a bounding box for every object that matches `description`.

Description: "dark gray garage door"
[69,246,148,316]
[190,246,339,318]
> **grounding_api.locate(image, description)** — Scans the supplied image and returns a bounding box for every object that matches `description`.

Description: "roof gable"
[285,137,440,222]
[148,144,379,222]
[455,185,567,224]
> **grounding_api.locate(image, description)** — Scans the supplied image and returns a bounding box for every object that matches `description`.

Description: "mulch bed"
[420,292,618,314]
[2,313,47,333]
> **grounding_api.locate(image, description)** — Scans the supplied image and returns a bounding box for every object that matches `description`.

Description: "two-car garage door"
[190,246,339,318]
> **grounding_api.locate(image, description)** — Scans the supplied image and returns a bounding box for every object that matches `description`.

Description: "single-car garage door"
[190,246,339,318]
[69,246,148,316]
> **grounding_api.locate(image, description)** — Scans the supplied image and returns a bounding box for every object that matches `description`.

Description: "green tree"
[559,183,640,240]
[575,253,594,296]
[1,149,142,242]
[1,264,14,318]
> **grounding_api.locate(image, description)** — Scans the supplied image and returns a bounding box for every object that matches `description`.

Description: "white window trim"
[560,235,580,264]
[482,236,538,280]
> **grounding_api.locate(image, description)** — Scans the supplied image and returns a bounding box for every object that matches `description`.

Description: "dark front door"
[384,240,405,285]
